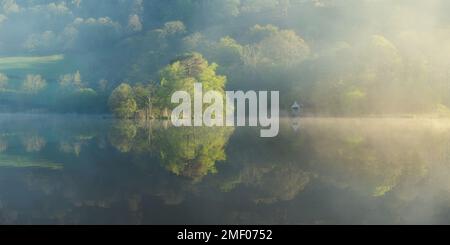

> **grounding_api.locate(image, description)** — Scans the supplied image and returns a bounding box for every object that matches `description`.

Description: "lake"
[0,114,449,224]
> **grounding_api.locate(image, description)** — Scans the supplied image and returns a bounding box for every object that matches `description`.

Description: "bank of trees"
[109,15,450,117]
[2,1,450,116]
[0,64,110,113]
[108,53,226,119]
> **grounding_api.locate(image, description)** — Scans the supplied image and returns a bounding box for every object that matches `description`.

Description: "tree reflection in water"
[0,116,450,224]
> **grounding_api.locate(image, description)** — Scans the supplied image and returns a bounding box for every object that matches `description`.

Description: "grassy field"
[0,54,69,87]
[0,55,64,70]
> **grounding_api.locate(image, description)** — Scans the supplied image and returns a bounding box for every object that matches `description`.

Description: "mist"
[0,0,450,115]
[2,1,450,225]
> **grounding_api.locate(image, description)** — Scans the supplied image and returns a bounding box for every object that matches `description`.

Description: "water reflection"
[107,120,234,181]
[0,114,450,224]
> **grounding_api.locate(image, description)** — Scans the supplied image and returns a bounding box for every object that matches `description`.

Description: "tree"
[133,83,155,120]
[243,25,310,67]
[156,53,226,113]
[125,21,188,84]
[22,74,47,93]
[209,36,243,67]
[108,83,138,119]
[160,21,186,38]
[59,71,84,91]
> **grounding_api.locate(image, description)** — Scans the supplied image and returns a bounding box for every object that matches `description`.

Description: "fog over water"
[0,115,449,224]
[1,0,450,114]
[1,0,450,224]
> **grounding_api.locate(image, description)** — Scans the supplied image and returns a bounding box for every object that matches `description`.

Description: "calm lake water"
[1,114,450,224]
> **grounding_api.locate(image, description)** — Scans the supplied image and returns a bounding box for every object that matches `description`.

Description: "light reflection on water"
[0,114,450,224]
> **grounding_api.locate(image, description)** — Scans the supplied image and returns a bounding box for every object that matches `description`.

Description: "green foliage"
[209,37,243,67]
[3,1,450,116]
[125,21,189,84]
[103,120,234,181]
[256,29,310,66]
[159,21,187,38]
[253,164,311,204]
[248,24,279,43]
[108,83,138,119]
[156,53,226,110]
[133,83,154,110]
[240,25,311,68]
[154,126,234,181]
[108,120,138,153]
